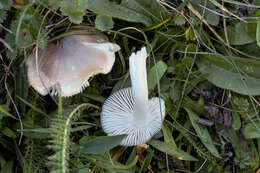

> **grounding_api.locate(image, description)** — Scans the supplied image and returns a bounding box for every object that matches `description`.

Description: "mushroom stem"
[129,47,149,119]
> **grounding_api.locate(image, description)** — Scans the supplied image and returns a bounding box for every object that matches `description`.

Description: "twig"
[208,102,243,113]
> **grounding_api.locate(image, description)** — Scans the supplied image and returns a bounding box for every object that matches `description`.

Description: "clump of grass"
[0,0,260,172]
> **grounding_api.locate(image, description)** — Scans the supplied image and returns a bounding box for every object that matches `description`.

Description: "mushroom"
[101,47,166,146]
[26,34,120,97]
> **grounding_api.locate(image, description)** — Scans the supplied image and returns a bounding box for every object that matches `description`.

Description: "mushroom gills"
[101,47,166,146]
[101,88,165,146]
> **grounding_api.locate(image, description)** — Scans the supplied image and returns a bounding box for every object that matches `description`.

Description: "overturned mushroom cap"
[101,47,166,146]
[101,88,166,146]
[26,34,120,97]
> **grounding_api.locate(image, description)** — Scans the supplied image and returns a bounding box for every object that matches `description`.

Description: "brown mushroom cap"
[26,34,120,97]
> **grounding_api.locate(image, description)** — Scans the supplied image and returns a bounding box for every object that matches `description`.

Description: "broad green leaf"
[204,2,219,26]
[182,96,204,115]
[95,14,114,31]
[244,121,260,138]
[197,54,260,96]
[226,22,256,45]
[148,140,198,161]
[232,112,241,131]
[174,14,186,26]
[184,73,208,95]
[87,0,153,26]
[162,122,176,147]
[191,0,219,26]
[147,61,167,90]
[257,20,260,47]
[49,0,61,8]
[120,0,162,24]
[60,0,86,24]
[184,108,221,158]
[81,135,126,154]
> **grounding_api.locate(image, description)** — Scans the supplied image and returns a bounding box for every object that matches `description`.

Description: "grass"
[0,0,260,172]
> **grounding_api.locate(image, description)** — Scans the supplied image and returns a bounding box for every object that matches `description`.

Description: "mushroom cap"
[26,34,120,97]
[101,88,166,146]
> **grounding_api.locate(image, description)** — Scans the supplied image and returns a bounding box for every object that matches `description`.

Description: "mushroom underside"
[101,88,166,146]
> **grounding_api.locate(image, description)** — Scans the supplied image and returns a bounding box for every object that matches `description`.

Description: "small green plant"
[0,0,260,172]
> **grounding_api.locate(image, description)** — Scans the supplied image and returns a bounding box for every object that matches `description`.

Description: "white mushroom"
[26,34,120,97]
[101,47,166,146]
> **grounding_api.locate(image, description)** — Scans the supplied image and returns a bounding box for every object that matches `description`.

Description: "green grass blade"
[0,105,17,120]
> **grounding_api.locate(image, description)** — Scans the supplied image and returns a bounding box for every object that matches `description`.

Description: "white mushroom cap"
[26,34,120,97]
[101,47,166,146]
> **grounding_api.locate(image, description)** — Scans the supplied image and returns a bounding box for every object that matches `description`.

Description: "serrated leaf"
[148,140,198,161]
[0,0,12,24]
[197,54,260,96]
[60,0,86,24]
[80,135,126,154]
[184,107,221,158]
[95,14,114,31]
[147,61,167,90]
[244,121,260,138]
